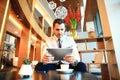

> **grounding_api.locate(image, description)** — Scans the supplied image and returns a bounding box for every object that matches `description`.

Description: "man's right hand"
[42,53,54,64]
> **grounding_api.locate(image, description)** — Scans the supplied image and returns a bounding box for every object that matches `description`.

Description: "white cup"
[60,64,69,70]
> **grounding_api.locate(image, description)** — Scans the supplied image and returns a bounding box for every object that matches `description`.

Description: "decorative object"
[18,58,33,78]
[23,58,30,64]
[55,6,68,19]
[88,31,96,38]
[64,4,81,38]
[47,0,67,19]
[48,1,56,10]
[59,0,66,2]
[70,19,78,38]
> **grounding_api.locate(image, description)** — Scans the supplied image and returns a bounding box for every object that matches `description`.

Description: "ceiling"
[10,0,84,29]
[33,8,50,28]
[47,0,83,19]
[46,0,98,31]
[10,0,30,29]
[9,0,98,36]
[10,0,42,39]
[47,0,83,10]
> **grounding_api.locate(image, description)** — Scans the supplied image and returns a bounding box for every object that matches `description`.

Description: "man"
[35,18,87,72]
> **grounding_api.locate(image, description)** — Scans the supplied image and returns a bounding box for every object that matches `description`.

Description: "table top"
[21,70,98,80]
[0,69,98,80]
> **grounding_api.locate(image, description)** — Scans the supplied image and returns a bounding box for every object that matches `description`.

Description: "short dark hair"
[53,18,66,27]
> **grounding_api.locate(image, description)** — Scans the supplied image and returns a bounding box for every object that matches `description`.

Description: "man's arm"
[63,37,80,64]
[71,37,80,61]
[42,43,54,64]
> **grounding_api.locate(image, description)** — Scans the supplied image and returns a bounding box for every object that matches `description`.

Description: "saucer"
[56,69,73,74]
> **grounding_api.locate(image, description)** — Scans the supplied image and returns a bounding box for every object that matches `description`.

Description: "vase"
[70,29,77,39]
[70,19,77,38]
[19,64,33,78]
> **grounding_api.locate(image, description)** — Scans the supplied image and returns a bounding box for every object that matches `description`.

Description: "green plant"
[23,58,30,65]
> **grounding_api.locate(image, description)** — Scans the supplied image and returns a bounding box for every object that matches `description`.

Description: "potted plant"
[23,58,30,65]
[18,58,33,78]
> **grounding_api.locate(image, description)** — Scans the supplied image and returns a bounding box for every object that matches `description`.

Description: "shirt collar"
[53,35,65,41]
[53,35,58,41]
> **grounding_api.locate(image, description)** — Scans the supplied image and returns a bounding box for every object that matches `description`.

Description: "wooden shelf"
[104,36,112,40]
[75,37,103,42]
[75,36,111,40]
[86,62,108,64]
[77,36,111,39]
[79,49,105,53]
[106,49,114,52]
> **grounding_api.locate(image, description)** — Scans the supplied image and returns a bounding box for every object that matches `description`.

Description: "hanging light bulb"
[48,1,57,10]
[59,0,66,2]
[54,6,68,19]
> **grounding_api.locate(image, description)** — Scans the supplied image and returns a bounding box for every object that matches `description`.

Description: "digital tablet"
[47,48,73,60]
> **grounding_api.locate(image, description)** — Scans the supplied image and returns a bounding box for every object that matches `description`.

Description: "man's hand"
[42,53,54,64]
[63,54,77,64]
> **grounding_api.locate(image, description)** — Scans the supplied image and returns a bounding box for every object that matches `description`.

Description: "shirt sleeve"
[41,42,49,62]
[70,37,80,62]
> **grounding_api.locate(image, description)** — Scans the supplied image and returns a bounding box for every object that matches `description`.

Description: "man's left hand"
[63,54,77,64]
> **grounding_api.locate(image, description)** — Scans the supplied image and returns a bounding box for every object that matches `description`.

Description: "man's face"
[53,23,65,38]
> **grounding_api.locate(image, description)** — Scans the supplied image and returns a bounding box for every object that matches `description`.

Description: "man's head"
[53,19,66,38]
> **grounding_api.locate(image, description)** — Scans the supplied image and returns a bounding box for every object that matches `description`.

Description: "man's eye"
[56,29,59,31]
[61,29,63,31]
[56,29,64,31]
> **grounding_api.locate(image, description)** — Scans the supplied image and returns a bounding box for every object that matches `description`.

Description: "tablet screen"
[47,48,73,60]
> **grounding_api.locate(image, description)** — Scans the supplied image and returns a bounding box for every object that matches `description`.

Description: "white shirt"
[42,35,80,61]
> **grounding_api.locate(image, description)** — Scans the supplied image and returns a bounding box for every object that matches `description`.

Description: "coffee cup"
[60,64,69,70]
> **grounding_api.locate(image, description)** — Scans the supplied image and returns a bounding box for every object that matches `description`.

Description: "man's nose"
[58,30,62,33]
[59,30,61,32]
